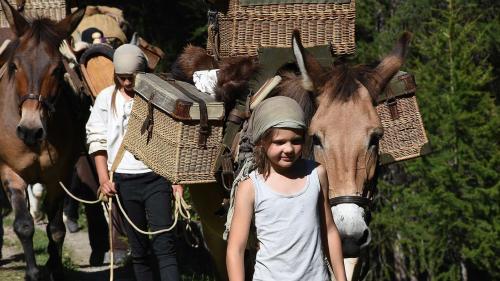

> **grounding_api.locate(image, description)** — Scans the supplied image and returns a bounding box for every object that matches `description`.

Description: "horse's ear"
[292,30,324,93]
[0,0,29,36]
[56,8,85,40]
[367,32,412,100]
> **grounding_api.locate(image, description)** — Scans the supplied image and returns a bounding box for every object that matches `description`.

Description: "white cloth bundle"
[193,69,219,97]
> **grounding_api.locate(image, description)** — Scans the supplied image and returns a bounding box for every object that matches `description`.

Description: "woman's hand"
[172,184,184,197]
[100,180,117,197]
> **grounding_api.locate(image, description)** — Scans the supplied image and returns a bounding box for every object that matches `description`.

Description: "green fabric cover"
[250,45,333,93]
[376,71,416,103]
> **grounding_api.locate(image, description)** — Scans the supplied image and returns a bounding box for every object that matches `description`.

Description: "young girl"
[86,44,180,281]
[226,96,347,281]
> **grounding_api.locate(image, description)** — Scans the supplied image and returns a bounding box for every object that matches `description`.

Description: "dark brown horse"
[0,1,84,280]
[174,30,410,281]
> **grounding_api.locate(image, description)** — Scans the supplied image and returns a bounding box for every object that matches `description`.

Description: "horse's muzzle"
[16,125,45,146]
[342,228,372,258]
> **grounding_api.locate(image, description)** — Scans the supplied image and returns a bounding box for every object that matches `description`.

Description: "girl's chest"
[264,175,308,195]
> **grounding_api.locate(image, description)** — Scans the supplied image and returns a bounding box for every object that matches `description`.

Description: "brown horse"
[175,30,410,281]
[0,1,84,280]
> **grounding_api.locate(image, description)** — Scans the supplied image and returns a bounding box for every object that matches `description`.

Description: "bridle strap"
[19,93,55,113]
[329,196,371,209]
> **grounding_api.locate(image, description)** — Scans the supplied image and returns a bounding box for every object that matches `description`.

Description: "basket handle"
[207,8,221,61]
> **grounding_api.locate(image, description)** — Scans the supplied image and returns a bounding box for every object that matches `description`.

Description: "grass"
[0,215,49,280]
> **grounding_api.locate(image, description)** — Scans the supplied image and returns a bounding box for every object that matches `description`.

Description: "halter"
[18,93,56,113]
[321,144,378,210]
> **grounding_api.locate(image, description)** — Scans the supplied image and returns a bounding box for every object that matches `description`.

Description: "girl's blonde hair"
[110,74,121,115]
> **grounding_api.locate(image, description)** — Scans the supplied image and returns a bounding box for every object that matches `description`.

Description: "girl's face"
[116,74,135,93]
[265,128,304,169]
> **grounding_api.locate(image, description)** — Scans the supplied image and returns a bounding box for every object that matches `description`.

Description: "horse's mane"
[319,61,378,104]
[1,18,64,78]
[28,18,64,46]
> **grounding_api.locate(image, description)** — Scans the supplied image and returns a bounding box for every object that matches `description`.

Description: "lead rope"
[58,144,192,281]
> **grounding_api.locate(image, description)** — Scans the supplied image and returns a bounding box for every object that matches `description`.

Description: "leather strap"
[329,196,371,209]
[109,142,126,180]
[62,59,87,98]
[207,8,220,61]
[227,108,248,124]
[141,92,155,143]
[220,151,234,191]
[164,79,210,149]
[19,93,55,113]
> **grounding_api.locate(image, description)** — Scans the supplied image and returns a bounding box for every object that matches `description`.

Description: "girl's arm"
[226,179,255,281]
[317,165,347,281]
[93,151,116,196]
[86,92,115,195]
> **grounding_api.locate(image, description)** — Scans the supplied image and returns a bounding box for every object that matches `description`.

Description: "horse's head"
[292,30,411,257]
[0,0,84,146]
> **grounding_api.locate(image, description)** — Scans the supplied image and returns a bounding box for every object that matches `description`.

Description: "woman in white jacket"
[86,44,179,281]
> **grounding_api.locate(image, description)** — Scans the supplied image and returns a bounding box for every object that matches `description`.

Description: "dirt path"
[1,216,216,281]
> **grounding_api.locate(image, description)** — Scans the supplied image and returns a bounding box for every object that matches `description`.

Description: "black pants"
[114,172,179,281]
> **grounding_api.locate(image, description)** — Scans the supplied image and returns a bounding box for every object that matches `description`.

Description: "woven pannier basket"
[0,0,67,27]
[376,71,431,165]
[123,74,224,185]
[208,0,355,58]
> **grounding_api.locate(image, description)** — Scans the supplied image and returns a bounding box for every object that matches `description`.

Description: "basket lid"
[134,73,225,121]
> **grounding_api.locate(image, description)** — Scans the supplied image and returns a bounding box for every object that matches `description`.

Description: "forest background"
[77,0,499,280]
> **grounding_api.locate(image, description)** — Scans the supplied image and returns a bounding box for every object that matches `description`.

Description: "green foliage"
[356,0,499,280]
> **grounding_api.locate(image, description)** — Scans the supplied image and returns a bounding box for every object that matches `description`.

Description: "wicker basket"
[123,74,225,185]
[0,0,67,27]
[208,0,355,58]
[376,72,431,165]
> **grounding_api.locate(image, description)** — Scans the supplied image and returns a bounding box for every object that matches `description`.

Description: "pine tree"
[355,0,499,280]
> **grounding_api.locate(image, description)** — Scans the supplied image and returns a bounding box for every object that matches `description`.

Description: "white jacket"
[86,85,151,174]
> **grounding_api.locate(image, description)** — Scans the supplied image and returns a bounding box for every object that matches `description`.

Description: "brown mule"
[175,31,411,280]
[291,30,411,280]
[0,1,84,280]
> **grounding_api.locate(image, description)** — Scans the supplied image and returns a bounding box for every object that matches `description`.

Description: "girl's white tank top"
[250,160,329,281]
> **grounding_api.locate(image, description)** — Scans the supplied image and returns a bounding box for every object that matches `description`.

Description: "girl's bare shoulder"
[236,178,255,200]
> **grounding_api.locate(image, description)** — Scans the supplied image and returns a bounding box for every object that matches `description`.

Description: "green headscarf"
[250,96,306,143]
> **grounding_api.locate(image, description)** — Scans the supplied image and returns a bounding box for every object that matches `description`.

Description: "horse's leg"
[0,166,40,280]
[44,182,66,281]
[189,183,228,281]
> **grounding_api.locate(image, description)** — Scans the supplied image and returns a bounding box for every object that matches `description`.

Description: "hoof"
[25,268,41,281]
[48,269,65,281]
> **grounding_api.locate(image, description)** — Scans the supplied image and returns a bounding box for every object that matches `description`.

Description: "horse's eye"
[312,134,323,148]
[368,130,383,148]
[9,62,17,72]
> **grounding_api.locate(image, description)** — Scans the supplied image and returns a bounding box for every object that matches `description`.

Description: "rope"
[108,197,114,281]
[114,189,191,235]
[58,180,192,281]
[58,181,191,235]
